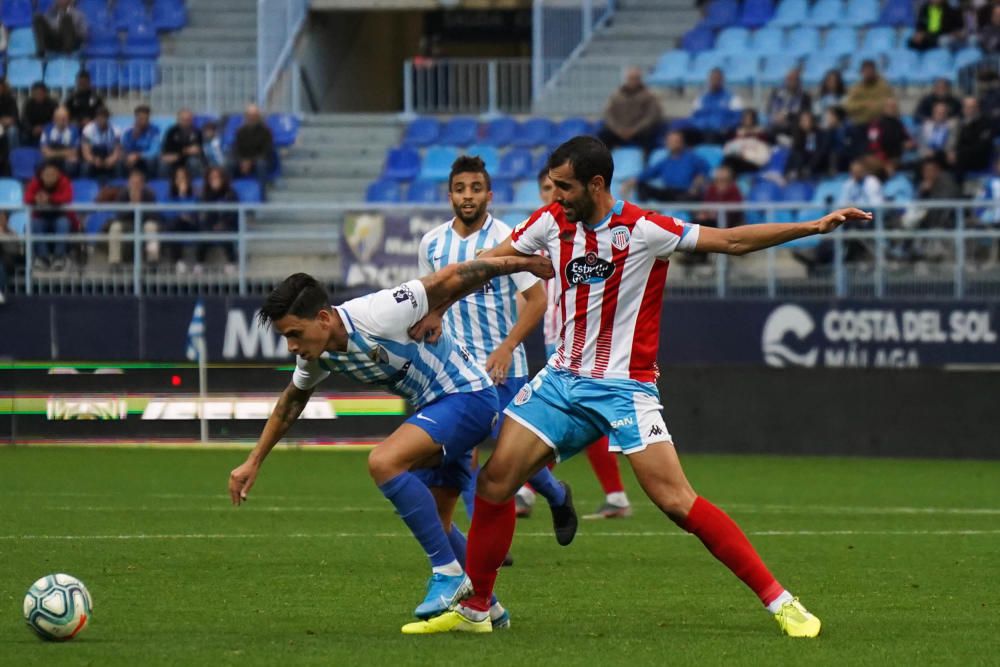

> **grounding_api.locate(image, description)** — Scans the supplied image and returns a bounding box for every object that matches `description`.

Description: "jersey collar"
[450,213,492,239]
[589,199,624,230]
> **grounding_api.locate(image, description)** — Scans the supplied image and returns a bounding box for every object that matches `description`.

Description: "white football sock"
[516,486,536,505]
[458,604,489,622]
[489,601,506,621]
[766,590,794,614]
[431,560,463,577]
[606,491,629,507]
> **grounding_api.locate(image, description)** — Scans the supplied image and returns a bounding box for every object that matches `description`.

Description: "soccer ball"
[23,574,93,641]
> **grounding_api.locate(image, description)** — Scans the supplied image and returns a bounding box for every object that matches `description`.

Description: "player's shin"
[379,472,460,573]
[525,467,566,507]
[464,495,516,612]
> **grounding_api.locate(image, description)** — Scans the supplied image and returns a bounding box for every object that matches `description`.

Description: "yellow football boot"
[401,609,492,635]
[773,598,822,638]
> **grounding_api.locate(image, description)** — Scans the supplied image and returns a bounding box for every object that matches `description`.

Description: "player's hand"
[524,255,555,280]
[815,208,872,234]
[409,312,443,344]
[485,345,514,385]
[228,459,260,506]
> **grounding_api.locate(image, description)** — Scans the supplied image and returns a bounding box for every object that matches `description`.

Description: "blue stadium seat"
[481,117,518,147]
[805,0,843,27]
[407,179,443,204]
[648,50,689,87]
[680,26,715,53]
[233,179,262,203]
[759,54,798,86]
[267,114,300,148]
[420,146,459,181]
[883,174,915,202]
[748,27,785,55]
[913,49,954,85]
[497,148,534,181]
[383,147,421,180]
[725,54,760,85]
[783,180,815,204]
[512,118,555,148]
[44,58,81,90]
[532,151,550,175]
[785,26,820,57]
[715,27,750,55]
[764,146,790,173]
[110,114,133,135]
[878,0,914,26]
[0,178,23,205]
[813,176,847,205]
[771,0,808,28]
[550,117,593,147]
[78,0,113,27]
[123,23,161,59]
[151,114,174,138]
[84,211,113,235]
[739,0,775,28]
[194,114,219,130]
[83,23,121,58]
[1,0,34,29]
[612,147,644,182]
[954,48,983,71]
[38,0,56,12]
[746,179,784,223]
[466,144,500,174]
[119,60,159,91]
[684,51,729,86]
[884,49,920,85]
[148,179,171,202]
[114,0,151,31]
[692,144,725,171]
[703,0,740,29]
[823,27,859,58]
[513,180,540,205]
[402,117,441,147]
[87,58,121,89]
[221,115,242,150]
[802,52,843,86]
[844,0,879,26]
[8,211,29,235]
[71,179,100,204]
[861,26,898,56]
[7,28,37,58]
[438,117,479,146]
[11,147,42,181]
[366,178,403,203]
[491,180,514,204]
[8,58,44,89]
[152,0,188,32]
[647,147,668,167]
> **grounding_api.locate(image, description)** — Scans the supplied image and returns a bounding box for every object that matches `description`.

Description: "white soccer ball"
[23,574,93,641]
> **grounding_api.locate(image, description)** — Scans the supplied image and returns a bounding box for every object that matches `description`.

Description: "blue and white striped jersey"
[291,279,491,410]
[418,215,538,379]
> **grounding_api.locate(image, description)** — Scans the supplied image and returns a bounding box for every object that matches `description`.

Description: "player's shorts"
[503,366,671,461]
[492,376,528,439]
[408,386,499,490]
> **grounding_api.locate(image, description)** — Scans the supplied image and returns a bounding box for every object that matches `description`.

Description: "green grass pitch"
[1,446,998,666]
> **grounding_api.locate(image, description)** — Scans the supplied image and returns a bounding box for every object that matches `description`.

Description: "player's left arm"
[485,281,546,384]
[694,208,872,256]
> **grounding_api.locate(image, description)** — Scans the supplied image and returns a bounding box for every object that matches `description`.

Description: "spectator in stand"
[695,164,744,228]
[33,0,88,56]
[721,109,772,174]
[107,168,160,268]
[818,106,855,174]
[978,69,1000,122]
[164,165,200,272]
[862,98,911,168]
[766,68,812,138]
[121,105,161,179]
[908,0,964,50]
[230,104,274,200]
[40,106,80,177]
[974,157,1000,225]
[691,68,743,143]
[625,130,708,202]
[785,110,824,180]
[843,60,894,125]
[955,97,997,177]
[25,161,76,271]
[839,157,885,206]
[980,3,1000,52]
[916,101,959,165]
[160,108,205,178]
[64,71,103,128]
[20,82,57,147]
[198,166,239,273]
[81,106,122,182]
[915,78,962,124]
[814,70,846,117]
[0,79,19,150]
[596,67,663,154]
[916,156,962,228]
[201,121,225,167]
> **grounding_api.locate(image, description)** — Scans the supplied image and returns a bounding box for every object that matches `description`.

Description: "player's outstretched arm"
[228,382,314,506]
[694,208,872,256]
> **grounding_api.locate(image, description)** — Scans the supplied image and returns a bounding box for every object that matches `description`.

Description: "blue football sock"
[462,466,478,520]
[527,467,566,507]
[378,472,456,569]
[448,525,497,606]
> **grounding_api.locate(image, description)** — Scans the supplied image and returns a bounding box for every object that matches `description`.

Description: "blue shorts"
[503,366,672,461]
[492,376,528,439]
[408,387,499,490]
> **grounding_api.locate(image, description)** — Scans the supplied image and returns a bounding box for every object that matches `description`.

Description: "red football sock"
[681,496,784,606]
[464,494,516,612]
[585,437,624,495]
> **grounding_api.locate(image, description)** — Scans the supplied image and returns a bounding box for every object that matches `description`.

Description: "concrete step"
[610,8,701,26]
[287,144,388,161]
[169,27,258,43]
[584,38,678,56]
[281,159,384,179]
[304,114,402,128]
[162,41,257,58]
[295,126,401,146]
[270,184,370,202]
[188,8,256,27]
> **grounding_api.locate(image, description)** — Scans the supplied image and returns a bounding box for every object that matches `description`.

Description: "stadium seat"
[11,147,42,181]
[883,174,915,202]
[823,27,859,58]
[420,146,459,181]
[8,58,44,89]
[739,0,775,28]
[152,0,188,32]
[764,146,790,174]
[233,179,262,203]
[84,211,113,235]
[684,51,729,86]
[71,179,100,204]
[646,147,668,168]
[759,54,798,86]
[402,118,441,147]
[724,54,760,86]
[813,177,847,205]
[438,117,479,146]
[805,0,844,28]
[407,179,443,204]
[366,178,403,203]
[382,147,421,181]
[783,179,815,204]
[844,0,879,26]
[267,114,300,148]
[119,60,159,91]
[748,27,785,55]
[703,0,740,29]
[491,180,514,204]
[481,117,518,147]
[954,48,983,71]
[151,115,174,138]
[680,26,715,53]
[532,151,550,175]
[693,144,725,171]
[194,114,219,130]
[221,115,243,150]
[715,27,750,55]
[513,180,539,205]
[8,211,28,235]
[44,58,81,90]
[770,0,808,28]
[512,118,555,148]
[123,23,162,59]
[884,49,920,85]
[7,28,37,58]
[1,0,34,29]
[114,0,151,31]
[746,179,784,223]
[83,23,121,58]
[913,49,954,85]
[496,148,534,181]
[466,144,500,174]
[878,0,914,27]
[611,147,644,182]
[110,114,133,135]
[784,26,820,57]
[802,51,843,86]
[648,50,689,87]
[550,117,592,147]
[0,178,23,205]
[148,179,170,202]
[861,26,898,56]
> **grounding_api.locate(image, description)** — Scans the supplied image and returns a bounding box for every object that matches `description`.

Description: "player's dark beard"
[563,193,594,224]
[454,201,487,226]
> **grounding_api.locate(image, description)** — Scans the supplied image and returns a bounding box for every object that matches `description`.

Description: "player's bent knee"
[367,447,404,485]
[475,465,519,503]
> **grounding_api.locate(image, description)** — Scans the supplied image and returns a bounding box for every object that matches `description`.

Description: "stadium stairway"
[160,0,258,59]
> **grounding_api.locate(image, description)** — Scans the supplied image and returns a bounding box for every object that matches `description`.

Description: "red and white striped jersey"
[511,199,700,382]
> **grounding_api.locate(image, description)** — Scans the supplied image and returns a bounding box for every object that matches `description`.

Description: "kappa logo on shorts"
[648,424,664,437]
[610,227,631,251]
[513,383,532,406]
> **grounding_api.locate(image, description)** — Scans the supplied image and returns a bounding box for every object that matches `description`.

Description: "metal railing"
[257,0,308,112]
[532,0,616,103]
[403,59,533,116]
[4,200,1000,300]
